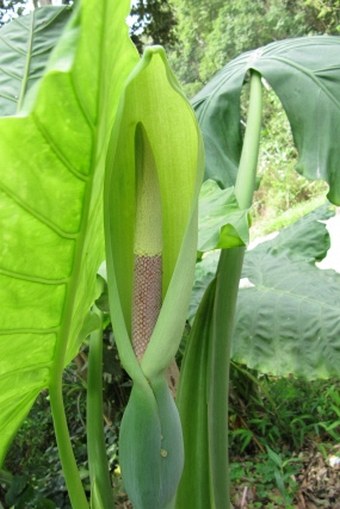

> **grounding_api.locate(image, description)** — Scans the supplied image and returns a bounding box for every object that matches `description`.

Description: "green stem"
[49,382,89,509]
[208,70,262,508]
[208,248,245,508]
[235,70,263,209]
[87,308,115,509]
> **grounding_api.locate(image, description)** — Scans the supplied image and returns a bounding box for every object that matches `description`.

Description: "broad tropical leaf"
[0,0,139,465]
[233,204,340,379]
[0,6,72,116]
[194,36,340,205]
[188,204,340,379]
[254,204,333,263]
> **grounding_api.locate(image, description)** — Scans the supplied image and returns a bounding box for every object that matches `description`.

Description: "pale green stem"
[208,248,245,508]
[87,307,115,509]
[49,382,89,509]
[235,71,263,209]
[208,70,262,508]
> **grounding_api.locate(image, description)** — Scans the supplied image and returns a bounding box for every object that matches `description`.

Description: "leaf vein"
[0,92,17,103]
[32,113,89,182]
[0,181,77,239]
[272,56,340,111]
[0,66,22,81]
[0,268,69,285]
[0,327,60,335]
[70,73,96,129]
[0,35,26,56]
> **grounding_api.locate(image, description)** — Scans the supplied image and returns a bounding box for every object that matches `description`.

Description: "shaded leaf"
[0,6,71,116]
[194,36,340,205]
[232,205,340,379]
[188,251,219,324]
[248,203,334,263]
[176,281,215,509]
[189,204,340,378]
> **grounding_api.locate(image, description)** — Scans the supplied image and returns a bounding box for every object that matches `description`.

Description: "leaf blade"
[0,6,72,115]
[194,36,340,205]
[0,0,139,465]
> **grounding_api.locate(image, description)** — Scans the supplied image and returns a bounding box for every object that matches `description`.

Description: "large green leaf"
[194,36,340,204]
[188,204,340,378]
[0,0,139,465]
[0,6,72,116]
[232,204,340,379]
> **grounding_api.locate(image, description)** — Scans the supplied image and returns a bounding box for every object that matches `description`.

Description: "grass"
[228,364,340,508]
[1,354,339,508]
[250,193,329,239]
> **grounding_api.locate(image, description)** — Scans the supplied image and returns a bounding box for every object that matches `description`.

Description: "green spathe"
[120,378,184,509]
[104,47,203,508]
[105,46,203,380]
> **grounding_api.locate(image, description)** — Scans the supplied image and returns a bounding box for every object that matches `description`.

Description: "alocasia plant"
[1,1,340,508]
[176,36,340,508]
[190,202,340,379]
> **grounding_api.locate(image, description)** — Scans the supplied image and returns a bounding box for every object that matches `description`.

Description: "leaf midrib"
[49,2,108,384]
[17,9,35,112]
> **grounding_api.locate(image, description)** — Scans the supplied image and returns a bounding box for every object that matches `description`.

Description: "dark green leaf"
[176,281,215,509]
[233,206,340,379]
[194,36,340,205]
[0,6,71,116]
[249,203,334,263]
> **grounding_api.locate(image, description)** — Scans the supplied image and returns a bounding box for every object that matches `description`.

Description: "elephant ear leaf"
[194,36,340,205]
[0,6,72,116]
[233,204,340,379]
[0,0,139,465]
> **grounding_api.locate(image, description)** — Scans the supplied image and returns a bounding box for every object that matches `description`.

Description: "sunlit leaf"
[0,0,139,465]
